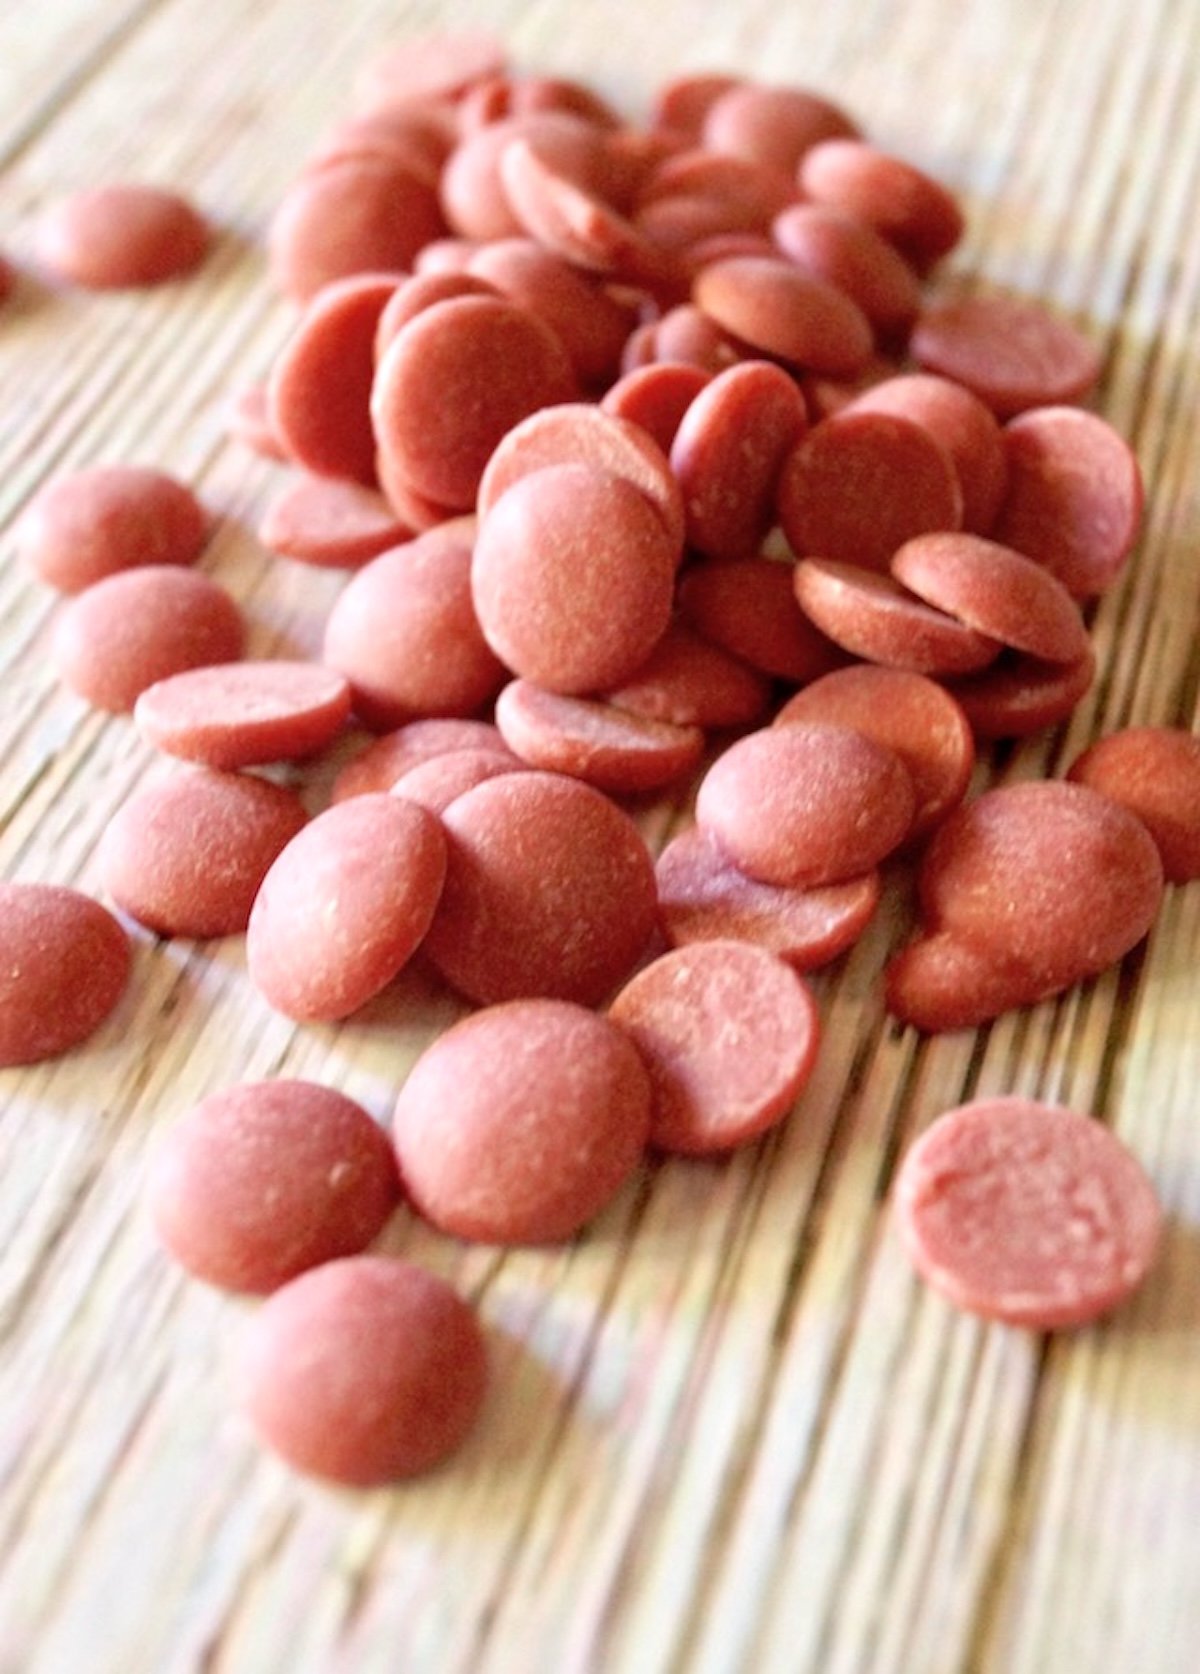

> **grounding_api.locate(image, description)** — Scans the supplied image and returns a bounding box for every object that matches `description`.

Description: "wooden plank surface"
[2,1,1200,1669]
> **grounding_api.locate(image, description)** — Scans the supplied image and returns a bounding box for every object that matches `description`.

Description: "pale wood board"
[1,0,1199,1669]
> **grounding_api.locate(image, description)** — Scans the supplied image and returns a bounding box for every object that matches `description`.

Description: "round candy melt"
[677,555,846,683]
[268,272,402,485]
[775,665,975,840]
[994,405,1144,597]
[36,182,208,288]
[99,768,307,938]
[308,101,454,181]
[602,622,770,730]
[422,771,657,1006]
[792,559,1001,676]
[374,270,499,359]
[393,999,652,1243]
[894,1097,1161,1327]
[777,409,963,572]
[1066,726,1200,884]
[495,680,706,795]
[891,531,1090,665]
[624,303,741,375]
[846,373,1008,535]
[322,527,507,730]
[52,566,244,713]
[701,82,859,174]
[651,72,745,138]
[247,794,446,1021]
[669,359,808,560]
[771,203,922,340]
[439,111,613,243]
[696,722,916,887]
[693,255,872,375]
[884,931,1043,1034]
[498,137,680,288]
[238,1257,488,1484]
[476,402,684,551]
[371,293,576,510]
[471,463,678,695]
[267,154,445,303]
[599,362,713,453]
[915,780,1164,993]
[467,239,635,385]
[134,662,351,768]
[148,1080,400,1293]
[258,474,411,569]
[655,827,880,970]
[636,159,799,247]
[609,940,821,1154]
[911,294,1101,417]
[943,645,1097,739]
[18,465,208,594]
[798,139,965,270]
[0,883,130,1067]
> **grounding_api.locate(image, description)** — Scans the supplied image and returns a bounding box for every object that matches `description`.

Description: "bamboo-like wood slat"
[2,1,1200,1670]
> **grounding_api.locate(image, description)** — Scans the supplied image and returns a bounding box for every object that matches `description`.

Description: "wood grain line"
[0,0,168,169]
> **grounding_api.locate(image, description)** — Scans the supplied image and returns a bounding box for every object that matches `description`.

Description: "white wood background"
[2,1,1200,1670]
